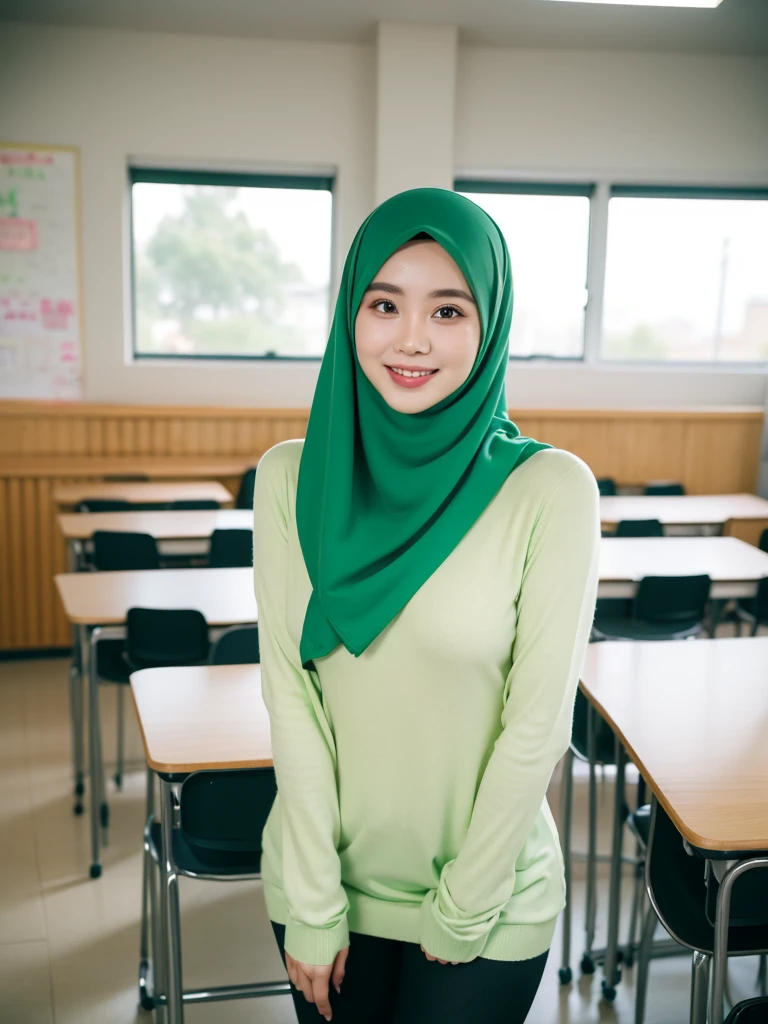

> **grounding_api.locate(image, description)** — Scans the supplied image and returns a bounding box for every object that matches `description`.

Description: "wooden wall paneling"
[7,477,24,647]
[0,479,10,648]
[723,518,768,548]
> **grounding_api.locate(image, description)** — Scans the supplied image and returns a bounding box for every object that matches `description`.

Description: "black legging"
[270,921,548,1024]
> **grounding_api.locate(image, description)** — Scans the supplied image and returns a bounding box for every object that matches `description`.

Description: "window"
[130,169,333,359]
[455,181,593,358]
[602,188,768,363]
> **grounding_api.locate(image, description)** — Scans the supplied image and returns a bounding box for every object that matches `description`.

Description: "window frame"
[128,166,335,363]
[455,179,596,363]
[456,178,768,370]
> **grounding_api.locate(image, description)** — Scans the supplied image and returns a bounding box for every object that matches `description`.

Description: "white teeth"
[390,367,435,378]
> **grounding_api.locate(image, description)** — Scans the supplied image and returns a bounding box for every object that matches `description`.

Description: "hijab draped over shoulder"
[296,187,549,668]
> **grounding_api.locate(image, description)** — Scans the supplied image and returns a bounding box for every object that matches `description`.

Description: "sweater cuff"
[284,915,350,966]
[419,889,492,963]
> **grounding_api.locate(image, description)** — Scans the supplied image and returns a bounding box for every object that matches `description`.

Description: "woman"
[253,187,599,1023]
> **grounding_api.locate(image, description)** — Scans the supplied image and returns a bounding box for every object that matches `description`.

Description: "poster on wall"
[0,144,84,399]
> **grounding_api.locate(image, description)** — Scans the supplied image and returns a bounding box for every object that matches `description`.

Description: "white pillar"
[374,21,458,205]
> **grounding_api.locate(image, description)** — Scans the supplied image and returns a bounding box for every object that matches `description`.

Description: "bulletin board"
[0,144,84,399]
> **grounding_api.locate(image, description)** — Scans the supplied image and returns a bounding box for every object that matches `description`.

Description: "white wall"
[1,22,766,409]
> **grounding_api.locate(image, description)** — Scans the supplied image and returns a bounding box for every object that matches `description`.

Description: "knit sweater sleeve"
[419,456,600,962]
[253,443,350,965]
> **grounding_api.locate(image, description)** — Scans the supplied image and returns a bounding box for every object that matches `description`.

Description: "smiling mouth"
[384,365,439,389]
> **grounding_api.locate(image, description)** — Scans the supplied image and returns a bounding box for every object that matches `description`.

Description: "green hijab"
[297,187,549,668]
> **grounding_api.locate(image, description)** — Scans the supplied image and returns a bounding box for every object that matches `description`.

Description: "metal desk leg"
[709,857,768,1024]
[70,627,85,814]
[584,701,598,973]
[691,952,710,1024]
[86,626,106,878]
[559,746,574,984]
[160,780,184,1024]
[602,737,627,1001]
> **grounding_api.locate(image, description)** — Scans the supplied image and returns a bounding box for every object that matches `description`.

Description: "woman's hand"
[285,946,349,1021]
[420,944,460,965]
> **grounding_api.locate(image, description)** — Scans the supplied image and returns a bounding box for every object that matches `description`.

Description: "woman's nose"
[393,323,430,355]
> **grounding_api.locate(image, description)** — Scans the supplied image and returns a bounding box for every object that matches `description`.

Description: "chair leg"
[634,895,657,1024]
[86,626,104,878]
[690,952,710,1024]
[584,703,598,972]
[139,766,157,1013]
[160,780,184,1024]
[625,848,645,968]
[559,747,574,984]
[115,686,124,789]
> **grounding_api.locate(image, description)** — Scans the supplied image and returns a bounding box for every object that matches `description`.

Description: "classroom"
[1,0,767,1022]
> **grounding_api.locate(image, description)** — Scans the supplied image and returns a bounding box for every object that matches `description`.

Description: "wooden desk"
[54,480,234,510]
[0,456,254,479]
[597,536,768,600]
[131,664,272,774]
[54,567,257,878]
[581,637,768,852]
[58,508,253,541]
[54,566,257,626]
[580,637,768,1015]
[600,493,768,529]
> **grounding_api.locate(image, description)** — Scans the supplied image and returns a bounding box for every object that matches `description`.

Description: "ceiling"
[2,0,767,55]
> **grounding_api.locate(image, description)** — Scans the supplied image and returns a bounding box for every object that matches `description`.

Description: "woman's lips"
[385,366,438,389]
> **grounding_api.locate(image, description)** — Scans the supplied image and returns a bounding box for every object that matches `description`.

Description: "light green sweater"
[252,439,600,967]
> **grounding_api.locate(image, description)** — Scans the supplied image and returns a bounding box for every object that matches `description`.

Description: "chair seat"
[95,639,131,684]
[149,821,262,877]
[628,804,652,847]
[592,617,702,641]
[725,997,768,1023]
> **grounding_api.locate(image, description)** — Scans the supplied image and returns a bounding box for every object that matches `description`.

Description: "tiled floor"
[0,655,764,1023]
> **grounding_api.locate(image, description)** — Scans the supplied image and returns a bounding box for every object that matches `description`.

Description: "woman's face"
[354,240,481,414]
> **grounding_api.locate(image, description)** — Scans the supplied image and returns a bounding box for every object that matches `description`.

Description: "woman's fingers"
[285,951,299,988]
[420,945,459,965]
[332,946,349,995]
[311,971,332,1020]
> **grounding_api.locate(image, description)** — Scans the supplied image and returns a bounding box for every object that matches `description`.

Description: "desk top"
[130,664,272,773]
[580,637,768,852]
[600,493,768,526]
[599,536,768,584]
[54,566,257,626]
[58,508,253,540]
[53,480,234,507]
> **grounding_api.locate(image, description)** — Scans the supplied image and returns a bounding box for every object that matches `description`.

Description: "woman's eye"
[372,299,397,314]
[434,305,463,319]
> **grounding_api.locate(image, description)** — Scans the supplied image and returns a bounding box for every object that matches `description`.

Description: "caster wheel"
[89,863,102,879]
[73,802,84,816]
[139,993,154,1012]
[75,780,85,797]
[558,967,572,985]
[602,983,617,1002]
[581,954,596,975]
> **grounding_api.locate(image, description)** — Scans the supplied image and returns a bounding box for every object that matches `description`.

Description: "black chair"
[125,607,210,671]
[597,477,617,497]
[236,467,258,510]
[592,575,711,641]
[89,532,160,786]
[645,482,685,496]
[208,528,253,569]
[633,799,768,1024]
[210,626,260,665]
[170,499,221,510]
[615,519,664,538]
[732,577,768,637]
[139,768,287,1014]
[726,998,768,1022]
[77,499,132,513]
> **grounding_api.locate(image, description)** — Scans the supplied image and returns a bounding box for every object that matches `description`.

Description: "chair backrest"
[170,499,221,510]
[646,799,768,956]
[180,768,277,851]
[754,576,768,626]
[92,531,160,571]
[645,482,685,496]
[725,997,768,1023]
[210,625,260,665]
[77,499,132,513]
[759,529,768,554]
[236,467,257,510]
[615,518,664,538]
[596,477,616,497]
[570,689,616,764]
[634,574,711,626]
[208,528,253,569]
[125,607,210,669]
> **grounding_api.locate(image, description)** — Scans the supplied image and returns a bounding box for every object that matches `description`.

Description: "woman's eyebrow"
[364,282,476,305]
